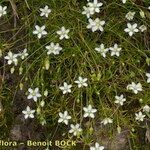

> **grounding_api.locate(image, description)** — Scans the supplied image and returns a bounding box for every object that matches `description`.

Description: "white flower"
[95,44,109,58]
[0,5,7,17]
[87,18,105,32]
[40,5,51,18]
[124,23,139,36]
[146,73,150,83]
[4,51,18,66]
[22,106,35,119]
[148,6,150,10]
[109,44,122,57]
[90,142,104,150]
[139,25,147,32]
[115,94,126,106]
[59,82,72,94]
[127,82,142,94]
[27,88,42,102]
[135,111,145,121]
[58,111,71,125]
[56,26,70,40]
[20,48,29,60]
[46,42,62,55]
[88,0,103,13]
[82,6,94,18]
[122,0,127,4]
[83,105,97,118]
[74,76,88,88]
[143,105,150,113]
[33,25,47,39]
[101,118,113,125]
[69,124,82,136]
[125,11,135,20]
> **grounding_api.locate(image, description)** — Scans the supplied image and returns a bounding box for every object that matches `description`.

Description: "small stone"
[10,125,22,141]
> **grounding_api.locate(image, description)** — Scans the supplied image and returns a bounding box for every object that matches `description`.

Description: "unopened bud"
[89,127,94,135]
[37,107,41,115]
[117,126,121,134]
[19,83,23,90]
[0,101,3,112]
[41,118,46,126]
[77,99,80,103]
[10,67,15,74]
[45,58,50,70]
[19,66,23,75]
[40,100,45,107]
[140,10,145,18]
[44,89,48,97]
[0,49,2,57]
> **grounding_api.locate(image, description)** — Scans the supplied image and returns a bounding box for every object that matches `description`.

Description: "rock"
[10,124,22,141]
[109,130,130,150]
[94,123,130,150]
[96,130,130,150]
[146,129,150,143]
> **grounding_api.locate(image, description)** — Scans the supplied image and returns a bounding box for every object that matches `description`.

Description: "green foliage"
[0,0,150,149]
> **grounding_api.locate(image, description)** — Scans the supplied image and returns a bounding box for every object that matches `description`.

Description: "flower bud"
[10,67,15,74]
[44,89,48,97]
[37,107,41,114]
[19,66,23,75]
[40,100,45,107]
[45,58,50,70]
[89,127,94,135]
[19,83,24,90]
[117,126,121,134]
[140,10,145,18]
[0,49,2,57]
